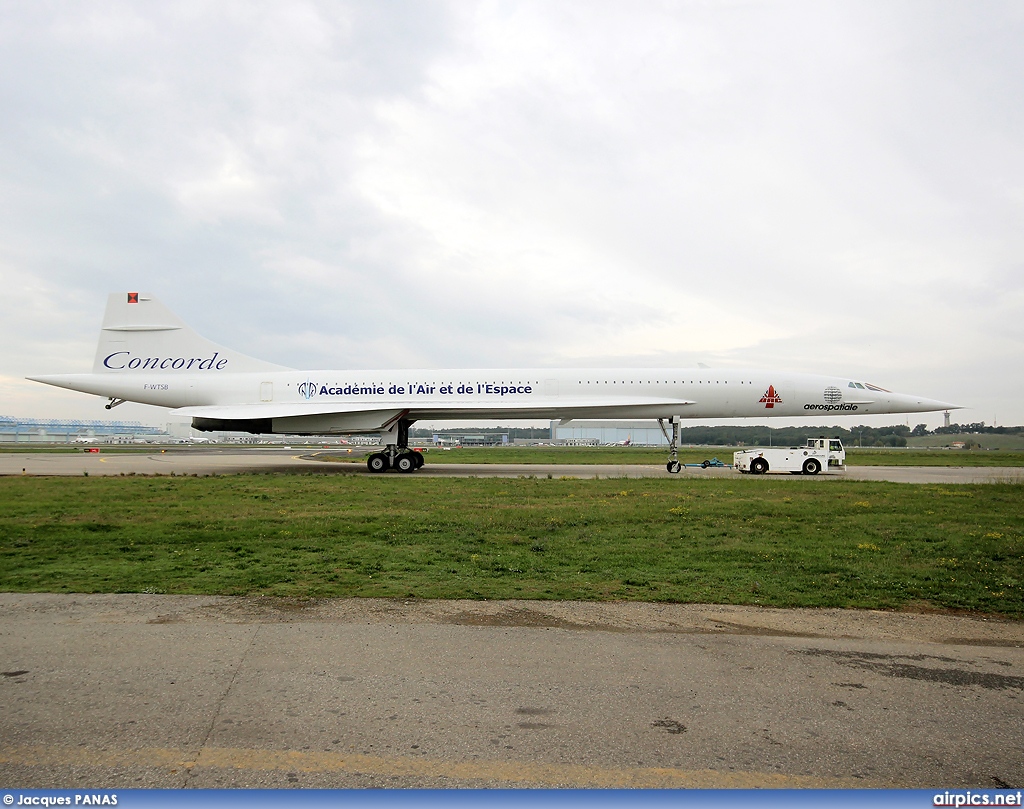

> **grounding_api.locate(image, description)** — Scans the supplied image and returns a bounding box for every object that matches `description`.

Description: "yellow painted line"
[0,744,880,788]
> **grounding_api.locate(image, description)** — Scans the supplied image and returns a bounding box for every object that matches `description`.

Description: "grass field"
[907,434,1024,451]
[1,475,1021,616]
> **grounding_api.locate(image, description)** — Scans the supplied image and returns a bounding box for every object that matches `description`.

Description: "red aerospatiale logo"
[759,385,782,408]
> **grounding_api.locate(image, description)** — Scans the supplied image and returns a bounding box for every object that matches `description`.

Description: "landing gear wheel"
[395,454,417,474]
[367,453,390,473]
[750,458,769,475]
[667,460,682,474]
[412,451,424,469]
[802,458,821,475]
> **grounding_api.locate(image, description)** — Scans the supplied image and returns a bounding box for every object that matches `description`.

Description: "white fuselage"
[35,366,953,434]
[29,292,961,439]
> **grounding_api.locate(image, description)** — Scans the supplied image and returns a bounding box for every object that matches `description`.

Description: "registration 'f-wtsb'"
[30,293,960,473]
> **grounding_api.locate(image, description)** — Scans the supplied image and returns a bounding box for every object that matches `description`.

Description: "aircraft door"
[544,378,558,398]
[260,381,273,402]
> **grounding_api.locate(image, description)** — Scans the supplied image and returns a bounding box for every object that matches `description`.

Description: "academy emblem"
[759,385,782,408]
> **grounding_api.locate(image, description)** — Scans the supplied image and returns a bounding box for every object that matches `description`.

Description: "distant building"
[550,420,669,446]
[0,415,167,443]
[432,433,509,446]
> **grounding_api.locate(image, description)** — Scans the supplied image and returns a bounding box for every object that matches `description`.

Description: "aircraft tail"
[92,292,291,374]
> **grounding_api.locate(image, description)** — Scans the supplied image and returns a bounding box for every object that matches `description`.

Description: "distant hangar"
[550,420,670,446]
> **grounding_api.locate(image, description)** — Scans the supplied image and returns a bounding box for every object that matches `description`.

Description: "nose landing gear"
[659,415,683,474]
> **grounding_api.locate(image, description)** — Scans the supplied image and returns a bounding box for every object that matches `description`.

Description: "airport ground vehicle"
[733,438,845,475]
[684,457,728,468]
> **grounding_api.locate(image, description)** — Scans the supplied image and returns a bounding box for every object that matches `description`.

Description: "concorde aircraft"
[30,293,959,473]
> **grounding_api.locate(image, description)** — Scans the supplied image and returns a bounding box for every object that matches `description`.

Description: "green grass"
[1,475,1021,616]
[907,434,1024,451]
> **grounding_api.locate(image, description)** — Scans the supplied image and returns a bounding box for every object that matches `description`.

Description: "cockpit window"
[854,382,865,389]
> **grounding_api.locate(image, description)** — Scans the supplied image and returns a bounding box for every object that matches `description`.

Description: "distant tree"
[911,424,929,437]
[878,434,908,447]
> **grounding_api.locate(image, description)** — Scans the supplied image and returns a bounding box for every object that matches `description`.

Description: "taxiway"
[0,449,1020,483]
[1,595,1021,788]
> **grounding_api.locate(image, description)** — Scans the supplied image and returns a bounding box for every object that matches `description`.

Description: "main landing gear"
[366,449,424,473]
[366,418,424,473]
[659,415,683,474]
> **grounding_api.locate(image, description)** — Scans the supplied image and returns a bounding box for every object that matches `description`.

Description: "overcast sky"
[2,0,1022,428]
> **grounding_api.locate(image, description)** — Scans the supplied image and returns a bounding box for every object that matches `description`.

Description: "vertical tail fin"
[93,292,291,374]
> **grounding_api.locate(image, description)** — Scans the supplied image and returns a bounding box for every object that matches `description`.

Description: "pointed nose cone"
[911,395,963,411]
[890,392,964,413]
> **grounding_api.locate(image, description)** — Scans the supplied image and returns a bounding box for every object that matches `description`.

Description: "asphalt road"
[1,449,1021,483]
[1,595,1021,788]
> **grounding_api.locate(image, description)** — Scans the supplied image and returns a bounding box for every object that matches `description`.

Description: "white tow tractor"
[734,437,846,475]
